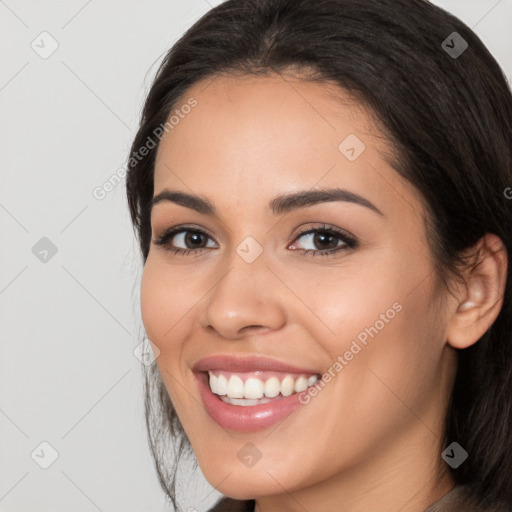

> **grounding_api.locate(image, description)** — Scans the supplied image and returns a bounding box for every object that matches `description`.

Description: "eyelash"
[153,224,358,258]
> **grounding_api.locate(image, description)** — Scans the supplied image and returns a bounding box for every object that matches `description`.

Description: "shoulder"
[207,496,255,512]
[424,484,511,512]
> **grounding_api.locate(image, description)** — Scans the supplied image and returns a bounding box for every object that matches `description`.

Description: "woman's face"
[141,73,456,501]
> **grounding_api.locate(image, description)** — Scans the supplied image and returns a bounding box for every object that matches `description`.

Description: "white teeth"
[281,375,295,397]
[220,396,274,406]
[294,376,308,392]
[244,378,264,399]
[226,375,244,398]
[209,373,219,393]
[217,374,228,395]
[208,371,319,400]
[264,377,280,398]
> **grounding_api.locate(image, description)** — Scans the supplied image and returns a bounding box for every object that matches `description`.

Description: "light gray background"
[0,1,511,511]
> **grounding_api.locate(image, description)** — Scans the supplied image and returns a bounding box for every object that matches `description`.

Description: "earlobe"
[446,233,508,350]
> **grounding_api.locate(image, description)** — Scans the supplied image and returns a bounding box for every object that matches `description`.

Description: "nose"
[198,254,287,340]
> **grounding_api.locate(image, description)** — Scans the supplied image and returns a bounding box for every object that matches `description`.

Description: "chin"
[197,457,282,498]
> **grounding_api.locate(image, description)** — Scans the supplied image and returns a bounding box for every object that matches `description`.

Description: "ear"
[446,233,508,350]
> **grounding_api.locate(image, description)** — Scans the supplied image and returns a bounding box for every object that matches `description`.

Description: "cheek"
[140,262,165,343]
[295,261,405,356]
[140,258,187,350]
[140,260,192,408]
[302,251,438,411]
[140,256,203,363]
[314,242,432,355]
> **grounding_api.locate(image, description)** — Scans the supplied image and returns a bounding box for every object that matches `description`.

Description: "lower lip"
[195,372,307,432]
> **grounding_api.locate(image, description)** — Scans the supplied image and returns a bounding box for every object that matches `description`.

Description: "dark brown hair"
[126,0,512,509]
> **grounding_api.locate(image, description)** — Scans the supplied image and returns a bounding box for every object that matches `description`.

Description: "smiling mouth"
[194,366,323,431]
[206,369,321,406]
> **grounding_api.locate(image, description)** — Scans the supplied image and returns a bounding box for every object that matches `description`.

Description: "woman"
[125,0,512,510]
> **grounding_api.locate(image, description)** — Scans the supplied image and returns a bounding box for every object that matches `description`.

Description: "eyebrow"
[149,187,384,217]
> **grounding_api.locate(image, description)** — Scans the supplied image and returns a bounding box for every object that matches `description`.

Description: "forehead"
[158,73,374,143]
[152,72,423,222]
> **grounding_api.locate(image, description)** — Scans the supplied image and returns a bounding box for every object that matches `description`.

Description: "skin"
[140,72,508,512]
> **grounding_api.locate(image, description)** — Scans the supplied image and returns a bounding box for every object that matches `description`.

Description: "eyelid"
[291,223,356,242]
[153,222,358,256]
[153,223,217,243]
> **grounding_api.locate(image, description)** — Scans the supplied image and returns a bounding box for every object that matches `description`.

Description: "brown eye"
[290,225,358,257]
[154,226,217,255]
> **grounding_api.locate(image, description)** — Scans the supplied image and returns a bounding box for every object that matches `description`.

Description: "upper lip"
[192,354,320,375]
